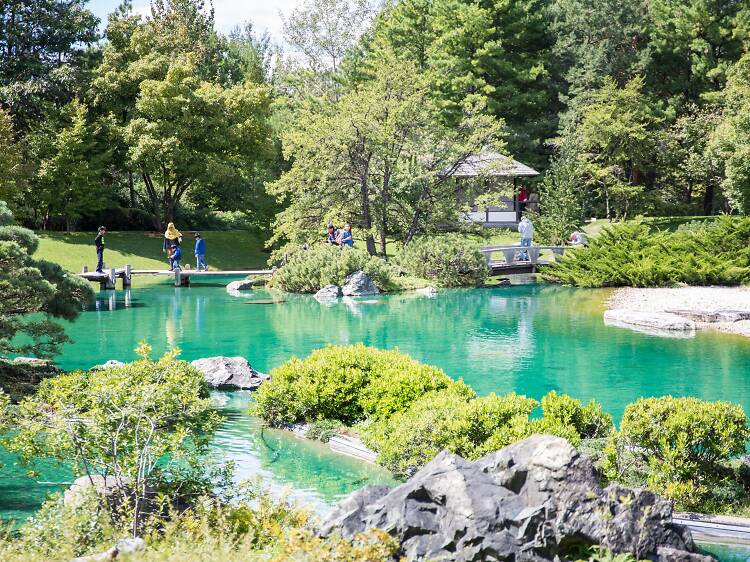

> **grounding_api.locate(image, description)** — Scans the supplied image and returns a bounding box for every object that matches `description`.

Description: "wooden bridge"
[78,265,274,289]
[480,245,572,275]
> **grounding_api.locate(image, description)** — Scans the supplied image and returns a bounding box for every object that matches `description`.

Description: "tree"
[572,76,662,219]
[0,0,99,131]
[29,100,111,231]
[712,54,750,214]
[6,344,222,536]
[548,0,651,121]
[0,202,93,357]
[0,108,23,207]
[125,56,271,228]
[269,50,505,256]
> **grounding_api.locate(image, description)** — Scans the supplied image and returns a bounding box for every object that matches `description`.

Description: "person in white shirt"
[518,216,534,260]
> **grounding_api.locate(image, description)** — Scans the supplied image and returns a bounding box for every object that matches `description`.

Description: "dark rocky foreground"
[320,435,714,562]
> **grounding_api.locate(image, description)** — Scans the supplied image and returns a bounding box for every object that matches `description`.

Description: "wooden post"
[174,267,181,287]
[82,265,88,273]
[122,264,132,289]
[501,248,516,264]
[105,268,117,290]
[529,247,541,264]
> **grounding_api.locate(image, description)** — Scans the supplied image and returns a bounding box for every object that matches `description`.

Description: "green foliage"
[269,245,394,293]
[541,391,614,439]
[0,484,398,562]
[306,419,343,443]
[543,217,750,287]
[0,203,94,357]
[397,235,489,287]
[5,344,222,534]
[253,344,462,426]
[603,396,750,509]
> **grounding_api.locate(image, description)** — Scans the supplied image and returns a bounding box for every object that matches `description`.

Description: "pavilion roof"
[451,151,539,178]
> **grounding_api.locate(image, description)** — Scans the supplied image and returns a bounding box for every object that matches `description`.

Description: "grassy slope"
[35,231,271,273]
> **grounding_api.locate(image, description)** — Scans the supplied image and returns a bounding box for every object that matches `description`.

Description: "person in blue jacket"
[337,223,354,247]
[171,244,182,270]
[194,233,208,271]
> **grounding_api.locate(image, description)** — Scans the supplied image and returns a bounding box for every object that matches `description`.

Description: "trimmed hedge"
[269,244,394,293]
[543,217,750,287]
[397,235,488,287]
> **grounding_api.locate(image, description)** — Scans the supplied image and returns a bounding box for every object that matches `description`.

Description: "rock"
[72,537,146,562]
[315,284,342,301]
[416,286,438,296]
[64,475,129,508]
[320,435,711,562]
[190,356,266,390]
[604,309,696,331]
[12,356,51,368]
[497,278,512,286]
[91,360,125,371]
[226,279,254,294]
[341,271,379,297]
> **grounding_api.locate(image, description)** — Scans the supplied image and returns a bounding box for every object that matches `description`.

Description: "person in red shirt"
[518,186,529,214]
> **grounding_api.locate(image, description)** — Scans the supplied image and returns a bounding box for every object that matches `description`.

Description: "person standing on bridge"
[94,226,106,273]
[194,233,208,271]
[518,216,533,261]
[163,222,182,270]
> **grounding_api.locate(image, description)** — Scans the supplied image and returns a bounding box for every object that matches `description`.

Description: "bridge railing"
[479,245,574,266]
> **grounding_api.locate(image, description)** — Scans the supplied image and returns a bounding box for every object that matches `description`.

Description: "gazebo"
[453,151,539,227]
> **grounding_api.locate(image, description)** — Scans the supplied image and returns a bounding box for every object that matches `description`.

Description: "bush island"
[269,244,394,293]
[603,396,750,509]
[543,217,750,287]
[397,234,489,287]
[253,344,465,426]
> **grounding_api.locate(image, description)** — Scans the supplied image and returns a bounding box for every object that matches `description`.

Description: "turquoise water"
[5,280,750,561]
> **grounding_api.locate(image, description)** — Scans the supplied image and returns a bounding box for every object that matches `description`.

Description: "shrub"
[397,234,488,287]
[253,344,463,427]
[602,396,750,509]
[541,391,614,439]
[269,244,394,293]
[363,390,542,478]
[543,217,750,287]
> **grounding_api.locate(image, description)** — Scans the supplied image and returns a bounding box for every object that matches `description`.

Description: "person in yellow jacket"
[163,222,182,271]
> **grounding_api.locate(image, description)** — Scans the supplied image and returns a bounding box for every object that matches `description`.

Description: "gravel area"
[607,286,750,337]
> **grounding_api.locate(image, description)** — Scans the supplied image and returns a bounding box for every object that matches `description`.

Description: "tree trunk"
[703,182,715,215]
[359,158,376,256]
[128,171,135,208]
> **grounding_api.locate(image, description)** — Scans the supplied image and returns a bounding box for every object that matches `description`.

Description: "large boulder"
[319,435,714,562]
[226,279,255,293]
[315,284,342,302]
[341,271,379,297]
[190,356,266,390]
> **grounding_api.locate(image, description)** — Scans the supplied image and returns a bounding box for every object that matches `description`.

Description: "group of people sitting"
[163,222,208,271]
[325,223,354,247]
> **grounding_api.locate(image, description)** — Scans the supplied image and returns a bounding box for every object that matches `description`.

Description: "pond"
[4,280,750,558]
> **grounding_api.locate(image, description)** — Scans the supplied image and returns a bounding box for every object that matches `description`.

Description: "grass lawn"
[35,231,271,274]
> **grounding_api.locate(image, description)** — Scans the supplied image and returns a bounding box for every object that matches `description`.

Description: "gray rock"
[12,356,52,368]
[72,537,146,562]
[415,286,438,296]
[64,475,129,507]
[91,360,125,371]
[190,356,266,390]
[320,435,712,562]
[665,309,750,323]
[604,309,696,331]
[315,284,342,301]
[341,271,379,296]
[226,279,254,295]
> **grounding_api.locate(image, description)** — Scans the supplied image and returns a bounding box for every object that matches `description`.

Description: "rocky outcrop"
[604,309,696,331]
[315,284,342,301]
[320,435,713,562]
[665,309,750,323]
[226,279,255,293]
[341,271,379,297]
[91,360,125,370]
[64,475,130,508]
[190,356,266,390]
[72,538,146,562]
[416,286,438,296]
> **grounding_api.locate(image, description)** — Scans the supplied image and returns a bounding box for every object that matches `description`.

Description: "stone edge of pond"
[286,423,378,464]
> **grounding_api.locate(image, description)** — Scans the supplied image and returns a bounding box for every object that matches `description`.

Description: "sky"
[87,0,298,39]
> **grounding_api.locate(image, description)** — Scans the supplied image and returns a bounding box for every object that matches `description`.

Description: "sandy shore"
[606,286,750,337]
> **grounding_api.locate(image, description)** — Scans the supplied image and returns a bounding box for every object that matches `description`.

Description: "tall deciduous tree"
[125,57,271,228]
[269,51,505,256]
